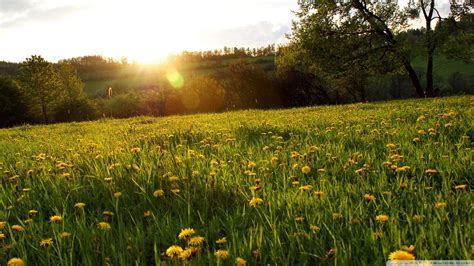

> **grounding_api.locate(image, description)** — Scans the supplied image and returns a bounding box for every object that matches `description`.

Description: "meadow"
[0,96,472,265]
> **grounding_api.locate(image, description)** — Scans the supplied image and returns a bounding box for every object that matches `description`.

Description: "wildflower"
[301,166,311,174]
[98,222,111,231]
[179,248,193,260]
[60,232,71,238]
[188,236,205,246]
[144,211,152,218]
[104,177,113,182]
[388,250,415,260]
[12,225,25,231]
[192,170,199,177]
[332,213,343,221]
[314,191,324,198]
[247,161,256,168]
[24,219,33,225]
[383,191,392,196]
[376,215,389,223]
[271,156,278,164]
[169,175,179,182]
[27,169,33,176]
[355,168,364,174]
[386,143,396,149]
[50,215,62,223]
[74,202,86,209]
[413,215,424,222]
[363,194,376,202]
[249,197,263,208]
[131,147,141,154]
[295,216,305,222]
[416,115,425,123]
[153,189,165,197]
[235,257,247,265]
[166,245,183,259]
[418,129,426,135]
[310,225,321,232]
[299,185,313,192]
[455,184,467,190]
[0,221,6,229]
[425,169,437,175]
[178,228,195,240]
[292,181,300,186]
[102,211,114,217]
[40,238,53,247]
[325,248,337,259]
[216,237,227,244]
[0,233,5,239]
[7,258,25,266]
[214,249,230,259]
[22,188,31,192]
[171,189,180,194]
[444,122,452,128]
[114,192,122,198]
[28,210,38,216]
[252,249,261,259]
[413,137,420,143]
[435,202,447,209]
[317,168,326,173]
[401,245,415,253]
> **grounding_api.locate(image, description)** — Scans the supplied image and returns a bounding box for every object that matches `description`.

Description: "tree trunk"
[402,60,425,98]
[426,48,435,97]
[41,104,49,124]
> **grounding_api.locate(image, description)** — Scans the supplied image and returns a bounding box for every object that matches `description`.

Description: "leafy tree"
[0,76,29,127]
[18,55,61,123]
[288,0,473,98]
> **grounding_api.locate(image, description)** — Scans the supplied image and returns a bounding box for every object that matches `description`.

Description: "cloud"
[0,0,35,13]
[204,21,291,47]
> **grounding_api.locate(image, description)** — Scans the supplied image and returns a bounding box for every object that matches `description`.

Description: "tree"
[289,0,473,98]
[18,55,61,123]
[0,76,29,127]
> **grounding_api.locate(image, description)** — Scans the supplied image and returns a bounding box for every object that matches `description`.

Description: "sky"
[0,0,299,63]
[0,0,453,64]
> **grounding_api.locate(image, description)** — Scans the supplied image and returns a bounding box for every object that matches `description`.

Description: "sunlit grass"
[0,96,472,265]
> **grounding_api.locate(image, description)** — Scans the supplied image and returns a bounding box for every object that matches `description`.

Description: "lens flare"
[166,69,184,88]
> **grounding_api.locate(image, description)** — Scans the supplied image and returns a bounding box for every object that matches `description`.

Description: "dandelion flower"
[179,248,193,260]
[314,191,324,198]
[40,238,53,247]
[363,194,376,202]
[310,225,321,232]
[435,202,447,209]
[249,197,263,208]
[74,202,86,209]
[178,228,195,240]
[401,245,415,253]
[301,166,311,174]
[388,250,415,260]
[375,215,389,223]
[98,222,111,231]
[216,237,227,244]
[166,245,183,258]
[60,232,71,238]
[0,221,6,229]
[332,213,343,221]
[235,257,247,265]
[114,192,122,198]
[143,211,152,218]
[50,215,62,223]
[425,169,437,175]
[7,258,24,266]
[28,210,38,216]
[214,249,230,259]
[153,189,164,197]
[299,185,313,192]
[455,184,467,190]
[189,236,205,246]
[0,233,6,239]
[11,225,25,231]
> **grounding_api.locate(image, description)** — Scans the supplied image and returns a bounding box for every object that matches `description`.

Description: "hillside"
[0,96,472,264]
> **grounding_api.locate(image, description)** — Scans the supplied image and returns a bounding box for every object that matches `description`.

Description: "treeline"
[167,45,278,63]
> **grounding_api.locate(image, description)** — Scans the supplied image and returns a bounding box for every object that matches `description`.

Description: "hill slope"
[0,96,472,264]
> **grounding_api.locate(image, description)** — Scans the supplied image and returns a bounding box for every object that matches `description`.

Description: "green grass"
[0,96,473,265]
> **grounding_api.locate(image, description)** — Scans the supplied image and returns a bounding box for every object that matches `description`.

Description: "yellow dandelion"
[144,211,152,218]
[418,129,426,135]
[388,250,415,260]
[216,237,227,244]
[98,222,111,231]
[435,202,447,209]
[401,245,415,253]
[247,161,256,168]
[24,219,33,225]
[375,215,389,223]
[104,177,113,182]
[153,189,165,197]
[178,228,195,240]
[425,169,437,175]
[386,143,396,149]
[40,238,53,247]
[301,166,311,174]
[28,210,38,216]
[332,213,343,221]
[22,188,31,192]
[189,236,205,246]
[314,191,324,198]
[0,221,6,229]
[114,192,122,198]
[363,194,376,202]
[0,233,6,239]
[131,147,141,154]
[299,185,313,192]
[413,137,420,143]
[11,225,25,231]
[235,257,247,266]
[168,175,179,182]
[179,248,193,260]
[214,249,230,259]
[249,197,263,208]
[455,184,467,190]
[102,211,114,216]
[50,215,62,223]
[295,216,305,222]
[60,232,71,238]
[192,171,200,177]
[74,202,86,209]
[166,245,183,258]
[7,258,25,266]
[310,225,321,232]
[171,189,180,194]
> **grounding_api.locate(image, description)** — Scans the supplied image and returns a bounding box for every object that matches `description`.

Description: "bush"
[53,98,98,122]
[0,76,30,127]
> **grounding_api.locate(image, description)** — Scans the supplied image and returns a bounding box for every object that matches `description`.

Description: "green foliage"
[0,96,472,265]
[18,55,62,124]
[0,76,30,127]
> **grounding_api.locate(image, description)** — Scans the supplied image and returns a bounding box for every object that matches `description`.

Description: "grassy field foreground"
[0,96,473,265]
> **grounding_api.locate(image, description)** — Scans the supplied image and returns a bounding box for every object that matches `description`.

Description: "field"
[0,96,473,265]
